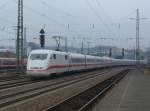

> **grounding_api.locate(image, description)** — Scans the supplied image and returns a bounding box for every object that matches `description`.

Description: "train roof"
[30,49,67,55]
[29,49,138,62]
[30,49,85,56]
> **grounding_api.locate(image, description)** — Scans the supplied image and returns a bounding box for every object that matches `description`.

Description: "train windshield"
[30,54,48,60]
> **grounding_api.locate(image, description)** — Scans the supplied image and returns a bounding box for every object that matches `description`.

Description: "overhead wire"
[0,0,39,42]
[25,6,65,27]
[95,0,141,45]
[85,0,116,37]
[40,0,73,17]
[0,0,16,25]
[12,0,65,27]
[95,0,115,25]
[0,0,19,36]
[40,0,85,36]
[0,0,17,24]
[11,0,67,37]
[94,0,123,39]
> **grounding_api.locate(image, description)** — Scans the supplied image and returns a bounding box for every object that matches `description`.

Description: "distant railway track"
[0,68,27,82]
[0,74,27,82]
[0,79,37,89]
[45,69,129,111]
[0,66,26,74]
[0,68,117,110]
[0,74,25,80]
[0,66,116,84]
[0,67,116,91]
[0,69,18,77]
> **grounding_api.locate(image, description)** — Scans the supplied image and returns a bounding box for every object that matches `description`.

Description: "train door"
[85,55,87,69]
[68,54,72,72]
[64,54,70,72]
[57,54,64,73]
[51,53,69,73]
[49,53,57,74]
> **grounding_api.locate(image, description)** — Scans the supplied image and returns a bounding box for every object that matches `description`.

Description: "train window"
[50,55,53,59]
[30,54,48,60]
[71,58,85,63]
[97,59,103,62]
[65,55,68,60]
[53,54,56,59]
[87,59,94,63]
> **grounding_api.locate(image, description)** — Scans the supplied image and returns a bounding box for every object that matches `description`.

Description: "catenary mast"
[16,0,24,73]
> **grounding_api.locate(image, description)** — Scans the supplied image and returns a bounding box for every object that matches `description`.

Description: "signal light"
[40,29,45,48]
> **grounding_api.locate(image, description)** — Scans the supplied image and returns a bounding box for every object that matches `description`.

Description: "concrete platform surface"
[92,68,150,111]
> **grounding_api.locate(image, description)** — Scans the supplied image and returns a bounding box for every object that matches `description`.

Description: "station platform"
[92,68,150,111]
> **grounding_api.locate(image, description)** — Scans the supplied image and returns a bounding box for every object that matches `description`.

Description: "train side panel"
[26,49,140,77]
[47,52,69,74]
[69,54,86,71]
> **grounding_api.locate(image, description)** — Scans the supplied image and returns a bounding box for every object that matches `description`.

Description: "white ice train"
[27,49,137,77]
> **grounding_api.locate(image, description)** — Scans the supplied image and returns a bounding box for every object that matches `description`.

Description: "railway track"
[0,68,121,110]
[0,69,114,108]
[0,67,108,82]
[0,66,123,81]
[0,73,33,89]
[0,68,128,111]
[0,71,26,82]
[0,79,37,89]
[0,70,26,82]
[0,68,114,90]
[0,67,123,82]
[44,69,129,111]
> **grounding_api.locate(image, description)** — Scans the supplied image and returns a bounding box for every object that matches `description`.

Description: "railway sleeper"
[45,69,129,111]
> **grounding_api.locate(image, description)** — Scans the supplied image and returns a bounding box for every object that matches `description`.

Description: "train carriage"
[86,55,96,69]
[48,51,69,74]
[26,49,141,77]
[0,58,17,69]
[69,53,86,71]
[27,50,69,76]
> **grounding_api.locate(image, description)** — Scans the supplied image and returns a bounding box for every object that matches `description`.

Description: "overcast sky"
[0,0,149,50]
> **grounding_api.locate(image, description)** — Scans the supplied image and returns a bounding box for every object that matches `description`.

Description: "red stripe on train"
[47,64,98,69]
[28,63,99,71]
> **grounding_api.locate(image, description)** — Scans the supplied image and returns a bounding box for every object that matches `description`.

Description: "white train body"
[27,49,140,77]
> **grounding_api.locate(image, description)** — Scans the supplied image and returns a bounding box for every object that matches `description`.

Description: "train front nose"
[26,52,51,77]
[26,70,49,77]
[27,62,49,77]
